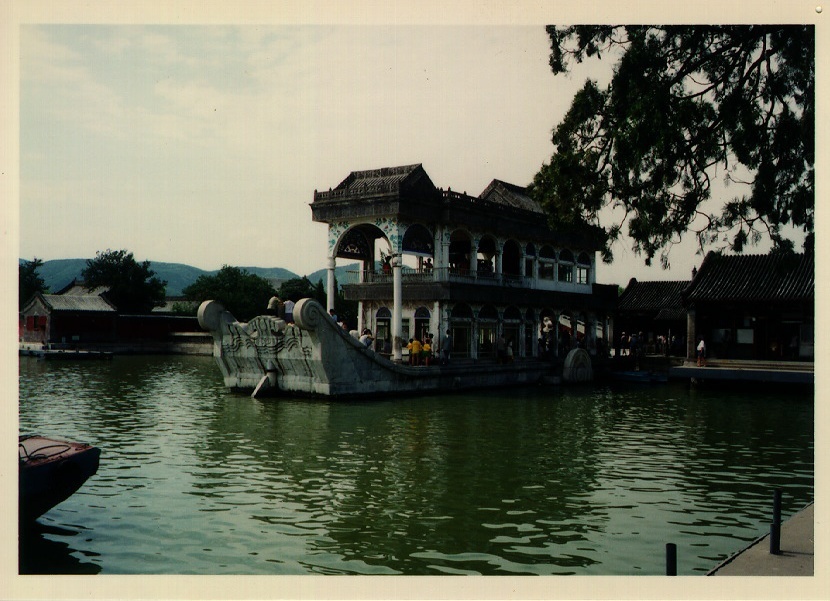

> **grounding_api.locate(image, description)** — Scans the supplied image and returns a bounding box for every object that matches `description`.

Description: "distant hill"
[18,258,357,297]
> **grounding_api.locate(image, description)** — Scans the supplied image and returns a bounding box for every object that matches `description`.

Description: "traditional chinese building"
[616,278,690,355]
[682,251,814,361]
[310,164,618,362]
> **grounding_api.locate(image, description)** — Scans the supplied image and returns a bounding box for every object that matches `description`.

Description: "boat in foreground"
[19,435,101,522]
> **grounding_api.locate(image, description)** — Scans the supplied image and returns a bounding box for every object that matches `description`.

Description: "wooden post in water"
[770,489,782,555]
[666,543,677,576]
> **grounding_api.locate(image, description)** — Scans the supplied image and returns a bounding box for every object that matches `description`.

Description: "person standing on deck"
[441,330,453,365]
[697,338,706,367]
[496,334,507,363]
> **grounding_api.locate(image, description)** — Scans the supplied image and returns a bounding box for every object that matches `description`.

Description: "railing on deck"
[346,267,533,287]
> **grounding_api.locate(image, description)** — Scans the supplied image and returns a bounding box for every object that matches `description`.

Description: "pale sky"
[12,4,822,289]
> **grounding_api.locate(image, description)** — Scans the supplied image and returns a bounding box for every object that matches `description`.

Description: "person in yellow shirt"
[421,337,432,367]
[408,337,422,366]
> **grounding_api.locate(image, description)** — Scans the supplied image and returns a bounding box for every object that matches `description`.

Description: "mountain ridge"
[19,258,357,297]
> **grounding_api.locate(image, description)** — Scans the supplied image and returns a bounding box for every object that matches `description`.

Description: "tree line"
[19,249,357,324]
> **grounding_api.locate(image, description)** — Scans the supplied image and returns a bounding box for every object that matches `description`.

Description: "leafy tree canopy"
[19,258,48,309]
[183,265,276,321]
[82,249,166,313]
[530,25,814,267]
[277,276,326,304]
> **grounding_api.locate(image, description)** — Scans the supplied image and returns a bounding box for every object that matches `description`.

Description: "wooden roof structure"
[26,293,117,313]
[683,251,814,304]
[617,279,689,321]
[312,163,605,251]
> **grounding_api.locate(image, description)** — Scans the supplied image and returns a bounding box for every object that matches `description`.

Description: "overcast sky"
[13,4,822,288]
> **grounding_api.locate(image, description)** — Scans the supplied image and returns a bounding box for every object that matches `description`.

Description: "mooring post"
[666,543,677,576]
[770,489,782,555]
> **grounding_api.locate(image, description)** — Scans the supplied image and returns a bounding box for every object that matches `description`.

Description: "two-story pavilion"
[311,164,617,362]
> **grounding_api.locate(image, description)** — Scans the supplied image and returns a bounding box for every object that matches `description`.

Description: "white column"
[326,256,336,313]
[392,253,403,361]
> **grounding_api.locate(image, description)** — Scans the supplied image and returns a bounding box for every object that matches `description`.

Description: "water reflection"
[19,522,102,575]
[18,356,813,575]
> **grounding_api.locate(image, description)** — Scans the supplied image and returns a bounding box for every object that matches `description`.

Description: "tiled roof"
[684,251,814,303]
[618,279,690,313]
[333,164,425,195]
[41,294,117,312]
[478,180,545,214]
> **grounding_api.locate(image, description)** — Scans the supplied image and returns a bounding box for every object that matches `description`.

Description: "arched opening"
[336,223,389,283]
[524,308,536,357]
[502,239,521,276]
[450,303,473,358]
[477,237,497,276]
[402,224,434,273]
[539,245,556,280]
[414,306,431,341]
[558,249,574,283]
[502,305,522,358]
[375,307,392,354]
[449,230,473,275]
[478,305,498,357]
[525,243,536,278]
[577,251,591,285]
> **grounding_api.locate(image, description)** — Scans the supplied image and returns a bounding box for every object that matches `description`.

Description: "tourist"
[329,309,338,322]
[284,298,295,323]
[496,334,507,363]
[697,338,706,367]
[440,330,452,365]
[422,336,432,366]
[268,296,285,319]
[359,329,374,348]
[411,337,423,365]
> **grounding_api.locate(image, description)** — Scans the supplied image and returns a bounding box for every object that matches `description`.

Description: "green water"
[18,355,813,575]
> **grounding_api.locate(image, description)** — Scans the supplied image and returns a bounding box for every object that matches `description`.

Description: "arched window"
[414,306,431,340]
[524,308,537,356]
[503,306,522,322]
[502,306,522,358]
[539,245,556,280]
[449,231,473,274]
[402,224,434,256]
[449,303,473,358]
[477,237,497,276]
[524,243,536,278]
[502,240,522,276]
[478,305,499,320]
[375,307,392,353]
[577,252,592,285]
[558,249,574,283]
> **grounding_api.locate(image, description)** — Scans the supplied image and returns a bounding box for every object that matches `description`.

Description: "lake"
[18,355,813,576]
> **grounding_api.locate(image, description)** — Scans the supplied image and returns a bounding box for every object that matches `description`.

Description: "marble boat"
[197,298,594,399]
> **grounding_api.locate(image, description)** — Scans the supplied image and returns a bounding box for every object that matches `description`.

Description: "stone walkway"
[708,504,814,576]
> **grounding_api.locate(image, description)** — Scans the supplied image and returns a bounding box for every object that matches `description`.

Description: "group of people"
[406,330,454,366]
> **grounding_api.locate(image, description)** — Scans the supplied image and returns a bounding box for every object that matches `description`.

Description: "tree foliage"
[277,276,326,305]
[530,25,814,266]
[183,265,276,321]
[19,258,48,308]
[82,249,167,313]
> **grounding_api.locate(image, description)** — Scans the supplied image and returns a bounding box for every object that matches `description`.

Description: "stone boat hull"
[198,298,552,399]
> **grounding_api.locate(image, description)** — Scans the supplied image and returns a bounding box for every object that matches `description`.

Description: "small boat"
[19,435,101,522]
